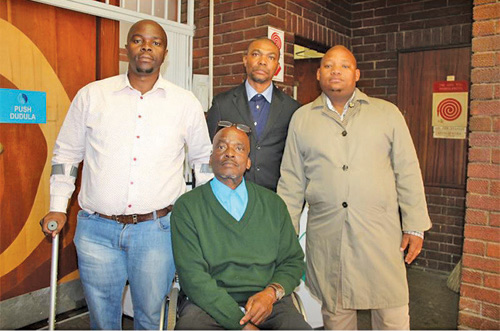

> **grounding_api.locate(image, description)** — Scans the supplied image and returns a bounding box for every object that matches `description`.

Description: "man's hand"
[40,212,67,237]
[239,287,275,327]
[400,233,423,264]
[242,322,259,330]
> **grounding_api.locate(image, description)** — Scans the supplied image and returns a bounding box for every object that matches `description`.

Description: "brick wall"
[193,0,351,96]
[350,0,473,273]
[458,0,500,329]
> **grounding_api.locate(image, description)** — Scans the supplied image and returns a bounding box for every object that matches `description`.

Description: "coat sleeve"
[270,198,305,295]
[206,96,221,141]
[171,199,245,330]
[276,114,307,234]
[390,108,432,232]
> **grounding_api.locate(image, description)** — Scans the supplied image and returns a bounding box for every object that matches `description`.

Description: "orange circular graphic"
[437,98,462,121]
[271,32,282,49]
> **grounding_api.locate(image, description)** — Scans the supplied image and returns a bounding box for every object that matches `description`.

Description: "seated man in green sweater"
[171,123,311,330]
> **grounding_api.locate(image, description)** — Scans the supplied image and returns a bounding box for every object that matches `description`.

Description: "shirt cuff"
[50,196,69,213]
[404,230,424,239]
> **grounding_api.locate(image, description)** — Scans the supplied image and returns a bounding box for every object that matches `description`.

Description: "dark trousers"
[175,294,312,330]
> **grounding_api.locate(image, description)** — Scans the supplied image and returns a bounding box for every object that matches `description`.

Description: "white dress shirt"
[50,74,212,215]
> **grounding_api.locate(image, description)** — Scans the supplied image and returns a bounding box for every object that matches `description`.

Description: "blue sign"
[0,88,46,124]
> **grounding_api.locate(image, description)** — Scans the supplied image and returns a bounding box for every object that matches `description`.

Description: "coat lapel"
[258,85,284,141]
[232,84,255,131]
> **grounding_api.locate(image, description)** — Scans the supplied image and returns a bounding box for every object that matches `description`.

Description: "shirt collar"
[245,79,273,103]
[325,90,356,113]
[211,176,247,201]
[114,72,168,96]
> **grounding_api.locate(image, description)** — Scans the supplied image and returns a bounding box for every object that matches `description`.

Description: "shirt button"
[130,181,134,185]
[342,202,348,208]
[349,102,355,108]
[133,157,137,161]
[140,96,143,100]
[128,204,132,208]
[136,136,140,139]
[138,115,142,118]
[342,130,347,136]
[342,165,348,171]
[254,121,257,126]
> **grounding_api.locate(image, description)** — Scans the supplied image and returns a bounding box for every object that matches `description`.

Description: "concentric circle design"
[437,98,462,121]
[271,32,282,49]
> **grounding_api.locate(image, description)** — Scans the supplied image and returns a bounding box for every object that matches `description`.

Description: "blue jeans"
[74,210,175,330]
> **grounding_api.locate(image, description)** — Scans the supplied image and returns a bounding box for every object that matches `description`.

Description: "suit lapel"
[259,85,284,141]
[232,84,254,131]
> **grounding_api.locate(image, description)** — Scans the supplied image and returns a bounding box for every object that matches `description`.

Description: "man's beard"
[136,66,155,74]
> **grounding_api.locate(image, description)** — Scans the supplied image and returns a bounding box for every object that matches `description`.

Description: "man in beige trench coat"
[277,45,432,330]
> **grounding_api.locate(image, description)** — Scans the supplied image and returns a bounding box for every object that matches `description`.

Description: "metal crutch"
[47,220,59,330]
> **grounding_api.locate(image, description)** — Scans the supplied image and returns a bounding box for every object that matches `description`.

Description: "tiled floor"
[22,268,459,330]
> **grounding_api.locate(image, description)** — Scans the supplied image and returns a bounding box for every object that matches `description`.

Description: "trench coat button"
[349,102,355,108]
[256,167,261,171]
[256,145,261,150]
[342,202,348,208]
[342,130,347,136]
[342,165,348,171]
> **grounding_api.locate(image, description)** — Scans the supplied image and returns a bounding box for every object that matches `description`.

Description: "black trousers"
[175,294,312,330]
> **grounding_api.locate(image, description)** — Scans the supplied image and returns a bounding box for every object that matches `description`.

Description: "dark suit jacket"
[207,82,300,191]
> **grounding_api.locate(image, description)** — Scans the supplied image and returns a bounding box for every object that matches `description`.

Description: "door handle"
[0,142,3,155]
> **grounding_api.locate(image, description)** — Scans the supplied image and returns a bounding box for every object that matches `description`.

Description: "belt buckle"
[112,215,120,223]
[132,214,138,224]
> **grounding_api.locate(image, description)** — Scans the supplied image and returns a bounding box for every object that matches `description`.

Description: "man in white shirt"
[40,20,212,330]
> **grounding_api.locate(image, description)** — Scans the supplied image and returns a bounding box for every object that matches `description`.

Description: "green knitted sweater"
[171,180,305,330]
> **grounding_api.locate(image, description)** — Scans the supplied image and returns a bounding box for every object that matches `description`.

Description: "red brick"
[473,20,497,36]
[462,268,484,285]
[459,311,500,330]
[471,100,500,115]
[493,149,500,164]
[464,224,500,242]
[233,0,256,10]
[467,163,500,179]
[463,238,486,255]
[470,116,493,131]
[484,273,500,289]
[491,212,500,226]
[472,35,500,52]
[471,83,495,98]
[494,117,500,132]
[473,3,500,20]
[486,242,500,258]
[468,148,491,162]
[468,179,490,194]
[461,283,500,304]
[231,18,256,31]
[491,180,500,196]
[474,65,500,83]
[482,302,500,320]
[459,297,481,314]
[463,254,500,273]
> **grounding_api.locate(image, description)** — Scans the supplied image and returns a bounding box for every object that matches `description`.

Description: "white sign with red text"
[268,27,284,82]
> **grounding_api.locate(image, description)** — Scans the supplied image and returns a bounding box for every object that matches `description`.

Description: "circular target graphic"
[270,32,282,49]
[437,98,462,121]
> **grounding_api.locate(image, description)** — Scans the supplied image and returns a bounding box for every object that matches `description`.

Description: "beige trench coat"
[277,90,432,312]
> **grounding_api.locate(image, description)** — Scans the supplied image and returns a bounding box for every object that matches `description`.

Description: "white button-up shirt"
[50,74,212,215]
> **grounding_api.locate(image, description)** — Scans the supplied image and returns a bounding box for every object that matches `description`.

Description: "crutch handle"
[47,220,58,232]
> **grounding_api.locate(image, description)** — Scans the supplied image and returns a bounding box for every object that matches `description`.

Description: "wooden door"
[0,0,118,301]
[294,58,322,105]
[397,48,471,188]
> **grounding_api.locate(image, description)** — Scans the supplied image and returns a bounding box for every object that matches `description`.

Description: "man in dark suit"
[207,38,300,192]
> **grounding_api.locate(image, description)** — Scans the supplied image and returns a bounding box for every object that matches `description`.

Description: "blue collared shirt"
[245,80,273,139]
[210,177,249,221]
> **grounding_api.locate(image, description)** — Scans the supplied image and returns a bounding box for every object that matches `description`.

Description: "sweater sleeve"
[269,198,305,295]
[171,199,246,330]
